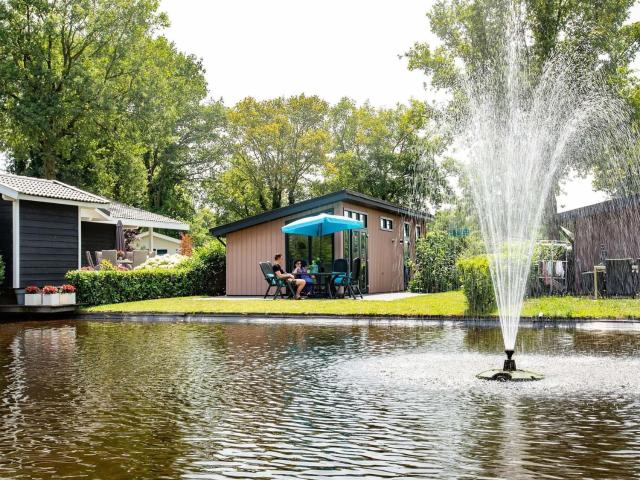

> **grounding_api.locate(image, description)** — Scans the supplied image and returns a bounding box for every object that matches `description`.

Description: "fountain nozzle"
[503,350,516,371]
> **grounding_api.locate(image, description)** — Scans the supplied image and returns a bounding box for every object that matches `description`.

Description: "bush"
[188,241,226,296]
[456,255,496,315]
[65,241,226,305]
[409,230,467,293]
[0,255,4,286]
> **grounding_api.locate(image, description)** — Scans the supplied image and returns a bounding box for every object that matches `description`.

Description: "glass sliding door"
[343,229,369,293]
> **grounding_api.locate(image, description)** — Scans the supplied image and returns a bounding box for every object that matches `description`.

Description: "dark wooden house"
[557,195,640,293]
[0,174,188,292]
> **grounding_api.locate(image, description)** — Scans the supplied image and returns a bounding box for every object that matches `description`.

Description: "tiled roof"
[0,173,109,204]
[105,202,188,228]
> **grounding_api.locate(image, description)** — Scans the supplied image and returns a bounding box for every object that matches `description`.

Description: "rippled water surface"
[1,319,640,479]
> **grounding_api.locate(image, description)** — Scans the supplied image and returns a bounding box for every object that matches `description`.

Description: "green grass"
[84,290,640,319]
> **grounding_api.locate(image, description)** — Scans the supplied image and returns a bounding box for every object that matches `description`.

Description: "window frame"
[379,216,394,232]
[343,208,368,228]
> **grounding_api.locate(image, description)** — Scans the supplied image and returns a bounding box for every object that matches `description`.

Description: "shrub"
[188,241,226,296]
[456,255,496,315]
[65,241,226,305]
[409,230,467,293]
[135,254,188,270]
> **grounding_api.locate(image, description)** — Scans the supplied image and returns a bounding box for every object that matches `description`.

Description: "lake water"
[0,319,639,479]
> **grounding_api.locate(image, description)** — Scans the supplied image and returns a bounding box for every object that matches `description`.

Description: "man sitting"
[272,253,306,299]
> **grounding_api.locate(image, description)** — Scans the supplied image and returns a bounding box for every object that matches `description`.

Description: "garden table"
[295,272,344,298]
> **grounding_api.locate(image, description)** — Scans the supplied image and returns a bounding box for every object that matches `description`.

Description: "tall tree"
[214,95,330,217]
[405,0,640,233]
[317,98,451,209]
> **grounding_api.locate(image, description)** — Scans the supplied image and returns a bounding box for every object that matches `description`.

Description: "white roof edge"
[85,217,189,230]
[137,230,183,243]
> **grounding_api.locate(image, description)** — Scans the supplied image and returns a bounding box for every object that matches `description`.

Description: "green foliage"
[0,255,4,286]
[456,255,496,314]
[314,98,452,208]
[409,230,467,293]
[66,243,225,305]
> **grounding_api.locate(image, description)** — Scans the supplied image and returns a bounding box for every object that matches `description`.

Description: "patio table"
[295,272,343,298]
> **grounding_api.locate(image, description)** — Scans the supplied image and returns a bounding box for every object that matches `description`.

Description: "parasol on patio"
[115,220,125,252]
[281,213,363,236]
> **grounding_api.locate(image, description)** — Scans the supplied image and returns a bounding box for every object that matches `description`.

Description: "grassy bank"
[84,291,640,319]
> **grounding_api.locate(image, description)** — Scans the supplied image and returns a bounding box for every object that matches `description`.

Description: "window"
[416,225,422,239]
[380,217,394,231]
[344,209,367,228]
[403,222,411,240]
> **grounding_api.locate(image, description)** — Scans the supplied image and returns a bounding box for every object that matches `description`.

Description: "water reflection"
[0,320,637,478]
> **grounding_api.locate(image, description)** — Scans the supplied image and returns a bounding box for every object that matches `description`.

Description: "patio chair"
[133,249,149,269]
[327,258,349,298]
[605,258,635,297]
[101,250,118,267]
[332,257,364,299]
[259,262,295,300]
[85,251,96,269]
[95,251,103,264]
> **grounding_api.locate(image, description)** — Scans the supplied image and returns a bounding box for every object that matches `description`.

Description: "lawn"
[85,291,640,319]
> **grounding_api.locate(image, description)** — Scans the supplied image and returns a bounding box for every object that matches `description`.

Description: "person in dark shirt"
[273,253,306,299]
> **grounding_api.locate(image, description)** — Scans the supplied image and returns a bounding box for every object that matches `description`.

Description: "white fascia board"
[137,230,182,244]
[17,193,108,209]
[0,184,19,200]
[110,218,190,230]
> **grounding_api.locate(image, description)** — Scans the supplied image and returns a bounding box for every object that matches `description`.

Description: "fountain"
[453,6,630,380]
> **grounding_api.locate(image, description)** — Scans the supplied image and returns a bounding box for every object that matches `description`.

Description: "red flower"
[60,284,76,293]
[42,285,59,295]
[25,286,40,294]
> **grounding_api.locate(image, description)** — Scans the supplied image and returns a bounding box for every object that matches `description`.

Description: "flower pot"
[60,293,76,305]
[42,293,60,306]
[25,293,42,306]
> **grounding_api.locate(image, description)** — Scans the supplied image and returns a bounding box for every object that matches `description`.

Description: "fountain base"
[476,369,544,381]
[476,350,543,381]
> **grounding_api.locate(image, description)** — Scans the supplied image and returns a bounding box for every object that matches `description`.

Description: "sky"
[160,0,640,212]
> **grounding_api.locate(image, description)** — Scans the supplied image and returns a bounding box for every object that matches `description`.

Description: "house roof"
[556,194,638,222]
[137,230,182,244]
[210,189,431,237]
[0,173,109,205]
[101,202,190,230]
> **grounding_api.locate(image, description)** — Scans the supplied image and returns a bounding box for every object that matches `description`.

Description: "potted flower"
[41,285,60,306]
[24,286,42,306]
[60,284,76,305]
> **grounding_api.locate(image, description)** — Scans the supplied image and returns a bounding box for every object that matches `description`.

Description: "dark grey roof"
[0,173,109,204]
[103,202,189,228]
[210,189,431,237]
[556,194,638,222]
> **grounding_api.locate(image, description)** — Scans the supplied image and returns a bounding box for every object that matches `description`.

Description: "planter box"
[25,293,42,306]
[60,293,76,305]
[42,293,60,306]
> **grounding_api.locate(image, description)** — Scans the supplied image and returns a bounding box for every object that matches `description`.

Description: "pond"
[0,318,639,479]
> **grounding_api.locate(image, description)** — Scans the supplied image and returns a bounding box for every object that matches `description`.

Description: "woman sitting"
[293,260,314,295]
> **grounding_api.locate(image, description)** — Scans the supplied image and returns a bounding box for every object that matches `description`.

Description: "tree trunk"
[271,188,282,209]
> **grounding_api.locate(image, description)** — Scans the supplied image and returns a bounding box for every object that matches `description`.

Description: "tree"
[215,95,330,217]
[405,0,640,234]
[0,0,223,220]
[317,98,452,209]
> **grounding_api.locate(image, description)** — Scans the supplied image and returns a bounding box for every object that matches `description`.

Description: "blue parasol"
[281,213,364,236]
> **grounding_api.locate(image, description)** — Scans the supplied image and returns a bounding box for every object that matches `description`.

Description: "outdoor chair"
[259,262,295,300]
[327,258,349,298]
[85,251,96,269]
[333,257,364,299]
[101,250,118,266]
[132,250,149,269]
[605,258,635,297]
[95,251,103,264]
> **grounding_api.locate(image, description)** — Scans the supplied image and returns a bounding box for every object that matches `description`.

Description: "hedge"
[409,230,467,293]
[456,255,496,315]
[65,242,225,305]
